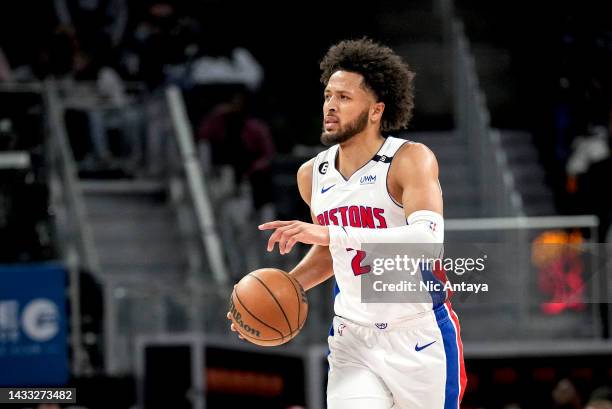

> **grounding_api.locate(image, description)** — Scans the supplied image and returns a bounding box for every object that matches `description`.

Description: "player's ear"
[370,102,385,122]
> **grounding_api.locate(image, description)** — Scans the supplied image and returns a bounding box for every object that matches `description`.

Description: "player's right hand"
[226,311,244,340]
[227,284,244,340]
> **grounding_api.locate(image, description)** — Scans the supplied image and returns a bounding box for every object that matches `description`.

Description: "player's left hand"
[259,220,329,254]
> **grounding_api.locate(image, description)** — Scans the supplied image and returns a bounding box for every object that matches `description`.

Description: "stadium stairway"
[375,1,557,217]
[80,178,190,373]
[500,130,556,216]
[408,130,557,217]
[452,3,558,215]
[81,179,187,280]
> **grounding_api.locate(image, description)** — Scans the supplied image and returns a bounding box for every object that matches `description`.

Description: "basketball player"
[229,38,466,409]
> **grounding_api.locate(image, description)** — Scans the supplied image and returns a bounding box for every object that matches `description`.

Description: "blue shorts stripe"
[437,306,460,409]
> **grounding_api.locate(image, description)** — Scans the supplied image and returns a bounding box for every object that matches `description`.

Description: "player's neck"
[336,131,385,179]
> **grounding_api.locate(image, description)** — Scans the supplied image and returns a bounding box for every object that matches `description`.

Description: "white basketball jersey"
[311,136,444,325]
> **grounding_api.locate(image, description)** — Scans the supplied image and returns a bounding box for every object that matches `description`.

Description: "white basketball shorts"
[327,302,467,409]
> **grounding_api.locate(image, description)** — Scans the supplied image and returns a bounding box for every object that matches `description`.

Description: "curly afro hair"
[320,38,415,132]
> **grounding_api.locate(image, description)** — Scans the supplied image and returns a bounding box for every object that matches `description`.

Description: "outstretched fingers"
[278,225,303,254]
[265,222,298,252]
[258,220,294,231]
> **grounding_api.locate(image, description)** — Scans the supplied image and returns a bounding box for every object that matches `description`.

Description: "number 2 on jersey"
[348,249,370,276]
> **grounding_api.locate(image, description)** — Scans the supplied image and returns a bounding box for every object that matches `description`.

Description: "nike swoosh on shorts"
[415,340,436,352]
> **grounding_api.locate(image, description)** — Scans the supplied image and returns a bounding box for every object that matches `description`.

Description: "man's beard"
[321,108,369,147]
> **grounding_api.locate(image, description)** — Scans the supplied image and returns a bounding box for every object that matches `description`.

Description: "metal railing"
[45,81,101,275]
[165,86,229,286]
[100,86,232,374]
[161,213,606,342]
[44,80,101,375]
[445,215,605,342]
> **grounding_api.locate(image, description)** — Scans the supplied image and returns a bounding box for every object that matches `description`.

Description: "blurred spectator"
[198,87,275,209]
[87,68,141,169]
[567,107,612,240]
[57,34,143,172]
[587,402,612,409]
[167,47,264,91]
[54,0,128,48]
[586,386,612,409]
[127,2,201,88]
[566,125,610,186]
[0,118,18,150]
[552,378,582,409]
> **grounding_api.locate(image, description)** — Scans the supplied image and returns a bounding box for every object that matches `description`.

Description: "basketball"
[228,268,308,346]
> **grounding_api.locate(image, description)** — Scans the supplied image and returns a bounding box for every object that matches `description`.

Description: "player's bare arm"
[259,142,443,253]
[388,141,443,217]
[286,158,334,290]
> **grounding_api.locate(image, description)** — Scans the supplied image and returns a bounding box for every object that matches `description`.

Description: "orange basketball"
[228,268,308,346]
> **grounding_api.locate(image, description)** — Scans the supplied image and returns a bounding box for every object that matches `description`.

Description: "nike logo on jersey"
[321,184,335,194]
[415,340,436,352]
